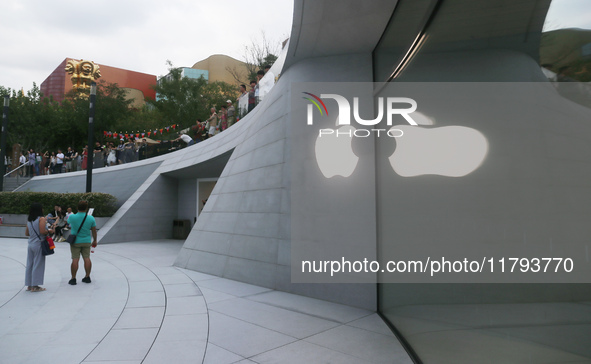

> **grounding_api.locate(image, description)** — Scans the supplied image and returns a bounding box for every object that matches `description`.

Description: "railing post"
[0,96,9,191]
[86,82,96,193]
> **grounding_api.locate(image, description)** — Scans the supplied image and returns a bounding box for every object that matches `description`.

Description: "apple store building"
[19,0,591,362]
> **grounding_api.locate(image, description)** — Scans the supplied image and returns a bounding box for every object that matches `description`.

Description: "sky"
[0,0,294,92]
[544,0,591,31]
[1,0,589,93]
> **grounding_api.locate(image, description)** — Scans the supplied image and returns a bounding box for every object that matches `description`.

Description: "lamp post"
[0,96,9,191]
[86,82,96,193]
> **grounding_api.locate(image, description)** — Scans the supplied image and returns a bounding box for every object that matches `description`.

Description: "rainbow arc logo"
[302,92,329,116]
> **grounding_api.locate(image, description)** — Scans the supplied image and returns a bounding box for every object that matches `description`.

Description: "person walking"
[24,203,53,292]
[67,200,97,285]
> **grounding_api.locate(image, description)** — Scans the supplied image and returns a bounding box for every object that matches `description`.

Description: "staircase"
[2,176,31,191]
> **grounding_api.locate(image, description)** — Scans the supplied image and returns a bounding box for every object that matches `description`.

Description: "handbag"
[66,213,88,245]
[46,235,55,249]
[41,238,54,256]
[30,221,55,256]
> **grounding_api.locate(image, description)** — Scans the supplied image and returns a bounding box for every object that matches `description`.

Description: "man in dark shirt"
[93,142,103,153]
[93,142,104,168]
[138,138,148,160]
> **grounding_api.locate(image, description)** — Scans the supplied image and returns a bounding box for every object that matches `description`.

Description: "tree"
[58,80,134,149]
[147,63,209,127]
[148,62,238,128]
[227,31,281,85]
[1,81,143,154]
[202,81,239,113]
[5,83,56,153]
[1,63,242,155]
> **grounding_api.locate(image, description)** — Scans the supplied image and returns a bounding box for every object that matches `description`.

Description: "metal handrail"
[3,163,28,178]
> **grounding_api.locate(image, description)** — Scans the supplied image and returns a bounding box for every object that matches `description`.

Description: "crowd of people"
[176,64,276,145]
[45,204,73,242]
[11,65,277,177]
[18,146,86,177]
[15,139,159,177]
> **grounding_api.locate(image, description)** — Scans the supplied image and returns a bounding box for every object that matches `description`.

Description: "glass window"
[377,1,591,363]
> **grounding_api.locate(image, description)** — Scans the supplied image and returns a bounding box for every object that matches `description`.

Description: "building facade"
[191,54,249,86]
[40,58,157,107]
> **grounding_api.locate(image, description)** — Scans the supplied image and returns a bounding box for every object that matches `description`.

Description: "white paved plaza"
[0,238,410,364]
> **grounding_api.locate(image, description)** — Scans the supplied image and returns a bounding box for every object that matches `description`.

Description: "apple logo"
[389,125,488,177]
[409,111,434,126]
[315,117,359,178]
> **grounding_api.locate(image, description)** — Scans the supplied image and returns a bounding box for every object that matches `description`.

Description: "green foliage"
[246,53,278,81]
[147,62,238,125]
[202,81,240,113]
[1,64,240,152]
[113,104,163,137]
[0,192,118,217]
[58,80,134,148]
[2,80,154,153]
[4,84,57,153]
[147,65,209,125]
[541,28,591,82]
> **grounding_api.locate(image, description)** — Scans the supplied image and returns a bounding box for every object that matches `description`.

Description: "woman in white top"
[107,142,117,166]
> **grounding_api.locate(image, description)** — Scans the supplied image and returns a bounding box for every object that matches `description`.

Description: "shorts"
[71,243,92,259]
[209,126,216,135]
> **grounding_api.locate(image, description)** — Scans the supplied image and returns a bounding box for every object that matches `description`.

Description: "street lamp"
[0,96,9,191]
[86,82,96,193]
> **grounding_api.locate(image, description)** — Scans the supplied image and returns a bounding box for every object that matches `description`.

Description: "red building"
[40,58,157,106]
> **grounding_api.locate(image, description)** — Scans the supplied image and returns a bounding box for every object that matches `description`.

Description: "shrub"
[0,192,117,217]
